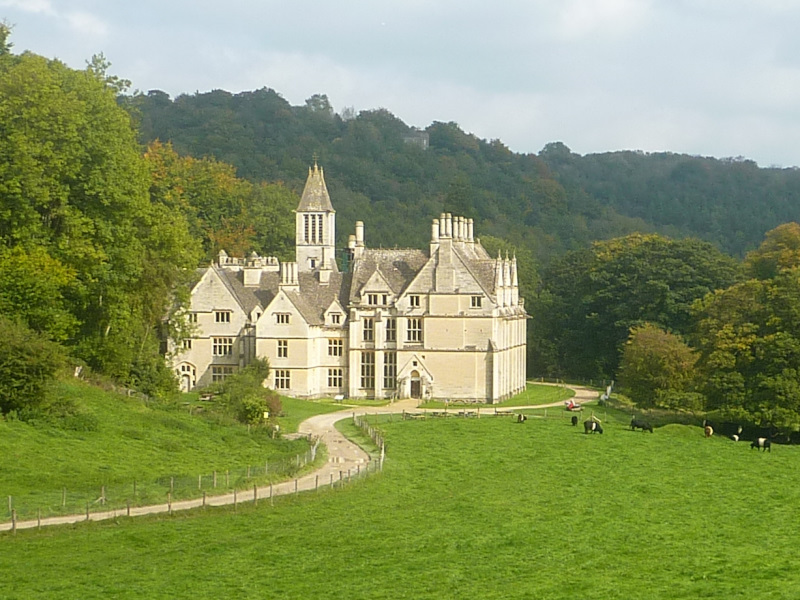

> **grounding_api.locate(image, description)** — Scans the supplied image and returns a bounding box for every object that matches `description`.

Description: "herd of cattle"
[518,410,790,452]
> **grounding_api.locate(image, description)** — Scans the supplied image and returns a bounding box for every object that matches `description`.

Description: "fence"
[2,444,322,525]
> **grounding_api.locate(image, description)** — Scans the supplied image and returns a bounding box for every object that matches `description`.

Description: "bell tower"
[295,162,337,274]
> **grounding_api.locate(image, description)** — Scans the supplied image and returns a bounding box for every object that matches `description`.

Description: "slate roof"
[349,248,429,303]
[296,164,334,212]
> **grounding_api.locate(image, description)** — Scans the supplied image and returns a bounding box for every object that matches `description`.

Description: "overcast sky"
[3,0,800,168]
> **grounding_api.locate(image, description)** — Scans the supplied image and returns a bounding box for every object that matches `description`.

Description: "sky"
[3,0,800,168]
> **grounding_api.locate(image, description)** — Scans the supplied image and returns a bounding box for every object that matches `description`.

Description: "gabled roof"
[349,248,428,303]
[296,163,334,212]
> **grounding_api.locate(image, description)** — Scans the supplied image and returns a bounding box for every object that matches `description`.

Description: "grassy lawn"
[3,407,798,598]
[419,381,575,409]
[0,381,339,521]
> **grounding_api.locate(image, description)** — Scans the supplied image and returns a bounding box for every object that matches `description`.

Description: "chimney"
[430,218,440,256]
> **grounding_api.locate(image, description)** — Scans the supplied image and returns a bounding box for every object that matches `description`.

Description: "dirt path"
[0,385,597,532]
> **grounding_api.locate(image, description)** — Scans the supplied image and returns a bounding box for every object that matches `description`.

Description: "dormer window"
[409,295,420,308]
[471,296,482,308]
[367,293,379,305]
[331,313,341,325]
[382,294,389,305]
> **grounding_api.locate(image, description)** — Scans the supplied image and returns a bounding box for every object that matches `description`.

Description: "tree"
[535,234,741,379]
[215,358,280,424]
[618,323,701,411]
[0,46,201,392]
[692,268,800,427]
[743,222,800,280]
[0,318,66,416]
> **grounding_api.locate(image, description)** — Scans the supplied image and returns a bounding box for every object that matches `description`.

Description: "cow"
[704,425,714,438]
[571,415,578,426]
[630,417,653,433]
[751,437,771,452]
[584,420,603,434]
[517,413,527,423]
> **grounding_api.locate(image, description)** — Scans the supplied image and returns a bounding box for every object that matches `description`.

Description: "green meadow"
[0,381,343,520]
[3,407,799,599]
[419,382,575,409]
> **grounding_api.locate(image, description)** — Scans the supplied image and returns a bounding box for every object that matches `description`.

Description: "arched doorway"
[410,370,421,399]
[177,363,196,392]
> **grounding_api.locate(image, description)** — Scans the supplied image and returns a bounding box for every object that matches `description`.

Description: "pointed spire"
[297,161,334,212]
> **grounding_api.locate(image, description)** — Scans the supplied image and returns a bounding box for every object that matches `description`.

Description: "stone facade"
[169,164,527,403]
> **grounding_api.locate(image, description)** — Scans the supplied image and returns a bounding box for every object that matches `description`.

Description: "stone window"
[277,339,288,358]
[274,370,291,390]
[328,339,343,356]
[212,365,234,382]
[212,337,233,356]
[328,368,343,388]
[471,296,482,308]
[215,311,231,323]
[407,318,423,342]
[385,318,396,342]
[409,295,420,307]
[360,351,375,389]
[276,313,290,324]
[363,318,374,342]
[383,352,397,389]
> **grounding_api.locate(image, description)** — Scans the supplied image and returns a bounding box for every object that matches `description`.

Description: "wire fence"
[2,444,322,524]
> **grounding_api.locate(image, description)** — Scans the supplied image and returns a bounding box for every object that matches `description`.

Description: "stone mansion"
[170,164,527,402]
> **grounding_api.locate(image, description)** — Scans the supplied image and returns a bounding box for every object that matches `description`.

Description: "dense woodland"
[5,27,800,429]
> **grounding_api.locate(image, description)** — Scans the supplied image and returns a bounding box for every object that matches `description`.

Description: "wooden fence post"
[253,484,258,505]
[270,483,273,506]
[198,474,202,490]
[203,492,207,508]
[62,487,66,509]
[127,499,131,517]
[168,492,172,515]
[11,509,16,535]
[213,471,217,488]
[233,489,237,511]
[86,502,90,521]
[315,475,319,491]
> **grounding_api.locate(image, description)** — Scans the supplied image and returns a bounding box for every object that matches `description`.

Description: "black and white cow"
[751,437,771,452]
[584,420,603,434]
[571,415,579,426]
[517,413,527,423]
[630,417,653,433]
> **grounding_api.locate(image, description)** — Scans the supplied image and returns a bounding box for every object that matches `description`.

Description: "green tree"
[743,222,800,280]
[0,317,66,416]
[215,358,280,424]
[535,234,741,379]
[618,323,701,410]
[692,268,800,427]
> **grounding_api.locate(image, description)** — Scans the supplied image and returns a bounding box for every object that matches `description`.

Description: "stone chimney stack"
[353,221,365,260]
[430,218,440,256]
[279,261,299,291]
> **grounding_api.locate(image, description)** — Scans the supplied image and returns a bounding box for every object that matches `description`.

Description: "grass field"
[419,382,575,409]
[0,381,343,520]
[3,406,798,599]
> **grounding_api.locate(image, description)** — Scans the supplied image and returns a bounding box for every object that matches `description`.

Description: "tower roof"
[297,163,334,212]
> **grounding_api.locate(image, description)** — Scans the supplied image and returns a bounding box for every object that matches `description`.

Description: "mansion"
[170,164,527,402]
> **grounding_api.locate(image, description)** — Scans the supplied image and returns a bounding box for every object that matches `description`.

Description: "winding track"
[0,384,597,532]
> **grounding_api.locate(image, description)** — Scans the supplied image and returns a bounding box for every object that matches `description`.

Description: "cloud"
[65,11,108,37]
[0,0,55,15]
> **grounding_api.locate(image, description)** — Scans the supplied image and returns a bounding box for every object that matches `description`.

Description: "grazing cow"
[584,420,603,434]
[517,413,527,423]
[630,417,653,433]
[704,425,714,438]
[571,415,578,426]
[751,437,771,452]
[731,434,740,442]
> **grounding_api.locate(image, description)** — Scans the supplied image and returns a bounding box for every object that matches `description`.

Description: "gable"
[190,267,246,315]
